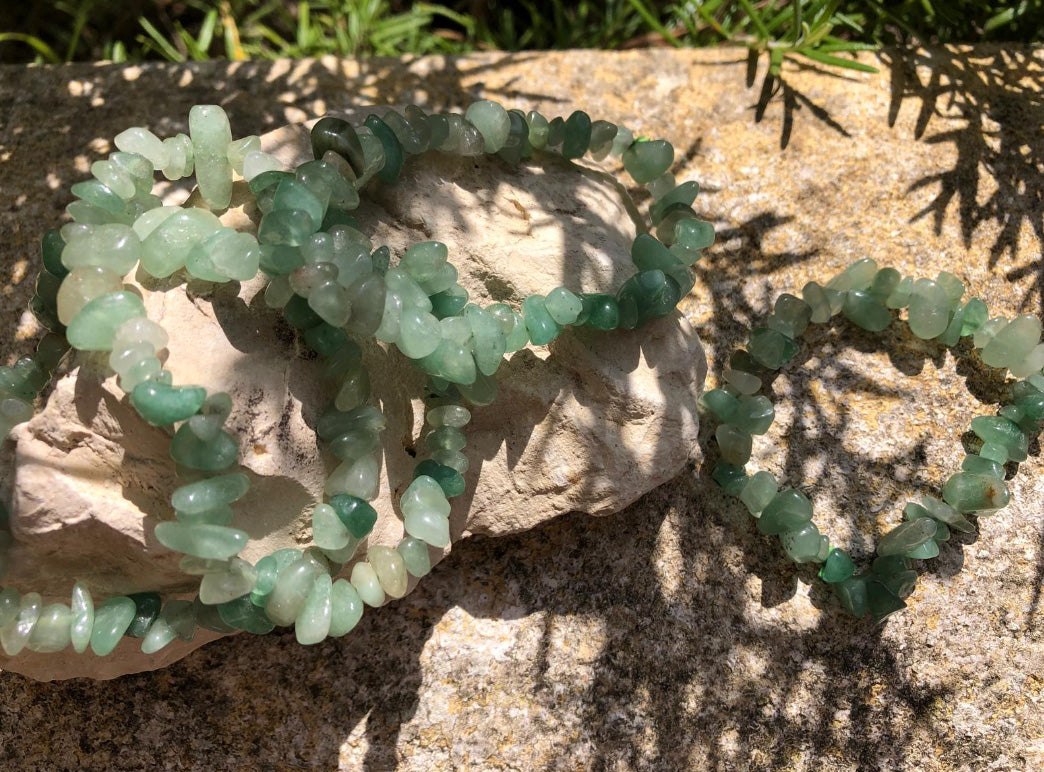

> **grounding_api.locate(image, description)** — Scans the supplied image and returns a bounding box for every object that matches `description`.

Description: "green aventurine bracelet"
[704,258,1044,621]
[0,99,710,659]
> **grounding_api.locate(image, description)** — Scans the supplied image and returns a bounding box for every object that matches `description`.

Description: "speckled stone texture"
[0,47,1042,770]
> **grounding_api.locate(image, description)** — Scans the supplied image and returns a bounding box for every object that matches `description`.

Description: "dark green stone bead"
[587,119,617,155]
[364,115,403,183]
[871,554,910,575]
[842,290,892,332]
[498,110,532,164]
[218,595,275,634]
[579,294,620,331]
[651,181,700,225]
[757,489,814,535]
[259,245,304,276]
[877,517,937,556]
[616,269,681,329]
[522,295,561,346]
[36,334,70,371]
[272,178,325,231]
[868,268,901,302]
[836,575,868,618]
[283,294,324,330]
[712,462,748,496]
[427,114,450,149]
[819,548,855,583]
[905,540,940,559]
[258,209,316,248]
[248,170,293,196]
[960,297,989,336]
[30,295,64,332]
[131,382,207,426]
[700,388,739,423]
[875,569,918,599]
[35,270,61,310]
[623,139,674,184]
[630,234,683,273]
[125,592,162,638]
[547,116,566,148]
[321,208,358,232]
[42,229,68,278]
[866,579,907,622]
[193,598,238,633]
[0,357,48,401]
[170,425,239,471]
[414,460,466,498]
[729,350,767,376]
[562,110,592,160]
[310,116,366,176]
[1015,392,1044,421]
[305,324,350,357]
[970,416,1028,462]
[766,294,812,339]
[329,494,378,538]
[748,328,800,370]
[431,286,470,319]
[370,245,391,275]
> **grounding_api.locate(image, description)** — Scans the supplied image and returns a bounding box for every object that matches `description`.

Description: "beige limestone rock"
[0,112,706,680]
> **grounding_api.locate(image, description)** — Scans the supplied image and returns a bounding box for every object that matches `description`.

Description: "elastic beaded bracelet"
[703,258,1044,622]
[0,99,710,660]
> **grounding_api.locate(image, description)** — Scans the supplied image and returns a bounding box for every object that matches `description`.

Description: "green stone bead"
[397,537,432,578]
[712,463,747,495]
[780,522,823,563]
[828,258,879,292]
[574,294,617,331]
[936,303,965,347]
[250,549,301,606]
[961,454,1005,479]
[272,178,325,231]
[42,228,69,277]
[650,181,699,224]
[141,208,222,277]
[716,423,752,465]
[142,599,198,653]
[295,573,333,645]
[960,297,989,335]
[431,284,470,319]
[154,522,248,560]
[303,323,348,358]
[311,116,366,176]
[124,592,162,638]
[131,382,206,427]
[465,100,511,153]
[0,588,19,630]
[369,545,408,599]
[328,494,378,538]
[877,517,937,556]
[701,388,740,423]
[842,290,892,332]
[89,596,136,656]
[936,271,965,304]
[766,294,812,339]
[942,472,1010,513]
[885,276,914,309]
[325,455,380,500]
[801,281,836,323]
[866,579,907,621]
[351,562,385,607]
[1,592,42,656]
[731,395,775,435]
[189,105,234,210]
[525,110,550,149]
[907,278,952,340]
[265,558,319,626]
[70,581,94,654]
[311,503,350,550]
[401,475,451,547]
[364,114,402,183]
[398,307,443,359]
[905,540,940,559]
[71,179,127,214]
[672,218,715,252]
[819,549,855,583]
[623,139,674,184]
[26,603,73,653]
[562,110,592,160]
[973,317,1008,349]
[414,459,466,498]
[1015,392,1044,422]
[61,223,141,274]
[66,291,146,352]
[464,305,506,377]
[328,579,364,637]
[522,295,561,346]
[872,563,919,598]
[981,314,1042,371]
[418,338,477,385]
[176,505,233,526]
[723,368,761,395]
[218,594,274,635]
[0,356,48,401]
[631,233,683,274]
[544,287,583,325]
[757,489,814,536]
[617,269,681,328]
[833,575,867,618]
[587,119,617,159]
[916,496,975,533]
[739,470,777,516]
[748,328,799,370]
[199,558,257,605]
[971,415,1029,462]
[170,424,238,471]
[868,268,902,302]
[258,209,316,247]
[192,598,237,633]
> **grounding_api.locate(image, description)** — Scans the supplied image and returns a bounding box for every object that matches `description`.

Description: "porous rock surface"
[0,112,706,680]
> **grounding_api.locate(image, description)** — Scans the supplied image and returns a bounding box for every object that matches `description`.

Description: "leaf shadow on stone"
[881,45,1044,317]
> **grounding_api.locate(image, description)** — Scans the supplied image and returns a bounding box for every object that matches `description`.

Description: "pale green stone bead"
[113,316,169,352]
[465,305,506,376]
[397,537,432,577]
[61,223,141,274]
[204,228,261,282]
[140,613,177,654]
[981,314,1042,371]
[334,362,370,413]
[89,596,135,656]
[401,241,448,283]
[973,317,1009,349]
[227,135,261,175]
[545,287,583,325]
[154,522,248,560]
[132,206,180,240]
[648,172,676,200]
[265,558,319,626]
[398,306,442,359]
[308,280,352,327]
[243,150,282,181]
[0,588,18,629]
[344,274,387,337]
[1011,343,1044,378]
[141,208,223,278]
[432,448,469,474]
[27,603,73,653]
[610,125,633,156]
[161,133,194,180]
[66,199,129,225]
[877,518,937,556]
[56,266,123,325]
[723,367,761,395]
[885,276,914,309]
[109,151,154,196]
[427,404,471,428]
[296,573,333,645]
[908,278,952,339]
[120,356,162,393]
[313,503,352,551]
[354,126,386,186]
[175,506,233,526]
[459,124,485,156]
[716,424,752,465]
[465,101,511,153]
[350,561,386,607]
[67,291,146,352]
[198,557,257,605]
[187,391,232,442]
[740,470,777,516]
[385,266,433,312]
[368,545,409,598]
[188,246,228,283]
[328,579,364,637]
[374,290,404,343]
[780,523,823,563]
[440,316,473,346]
[171,473,250,515]
[426,426,466,452]
[0,592,41,656]
[526,111,549,149]
[402,475,451,547]
[69,582,94,653]
[321,537,361,565]
[325,455,380,500]
[109,340,154,377]
[189,105,234,210]
[800,282,834,323]
[330,429,381,461]
[114,127,170,169]
[91,159,136,199]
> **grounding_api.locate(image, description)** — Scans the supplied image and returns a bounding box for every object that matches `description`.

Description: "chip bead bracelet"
[703,258,1044,622]
[0,99,706,658]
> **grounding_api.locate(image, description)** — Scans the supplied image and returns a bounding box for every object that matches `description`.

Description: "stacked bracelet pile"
[0,100,712,658]
[703,258,1044,621]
